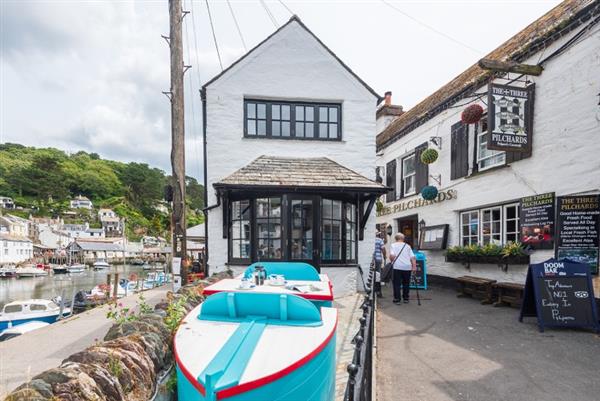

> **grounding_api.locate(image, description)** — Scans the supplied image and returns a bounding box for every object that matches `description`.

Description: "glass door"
[289,197,317,266]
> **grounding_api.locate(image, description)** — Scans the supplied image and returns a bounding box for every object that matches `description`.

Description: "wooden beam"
[478,58,543,76]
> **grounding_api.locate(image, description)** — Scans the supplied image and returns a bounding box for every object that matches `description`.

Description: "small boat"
[0,321,50,342]
[143,262,164,271]
[15,265,48,278]
[0,299,70,330]
[174,292,337,401]
[130,258,145,265]
[93,259,110,270]
[0,265,17,278]
[67,264,86,274]
[51,264,69,274]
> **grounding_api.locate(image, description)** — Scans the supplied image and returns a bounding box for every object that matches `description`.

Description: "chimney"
[376,90,404,135]
[384,91,392,106]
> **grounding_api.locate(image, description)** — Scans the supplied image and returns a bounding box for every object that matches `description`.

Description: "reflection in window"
[257,197,282,260]
[461,211,479,246]
[402,155,416,196]
[346,204,357,262]
[291,199,314,260]
[481,207,502,245]
[322,199,343,261]
[271,104,291,137]
[477,117,505,170]
[231,200,251,260]
[246,102,267,136]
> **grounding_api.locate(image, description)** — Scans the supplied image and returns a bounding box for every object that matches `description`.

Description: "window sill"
[465,164,509,179]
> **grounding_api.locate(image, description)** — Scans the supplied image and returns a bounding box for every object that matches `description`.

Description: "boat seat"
[242,262,320,281]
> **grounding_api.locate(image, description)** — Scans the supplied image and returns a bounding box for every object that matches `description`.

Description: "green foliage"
[165,369,178,393]
[446,242,526,258]
[164,295,189,333]
[420,148,439,164]
[106,301,138,325]
[501,242,525,257]
[108,353,124,378]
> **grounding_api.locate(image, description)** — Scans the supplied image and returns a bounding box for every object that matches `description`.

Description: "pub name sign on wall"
[487,83,535,153]
[377,189,457,217]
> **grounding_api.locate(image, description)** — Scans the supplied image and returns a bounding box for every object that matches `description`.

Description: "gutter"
[201,88,209,264]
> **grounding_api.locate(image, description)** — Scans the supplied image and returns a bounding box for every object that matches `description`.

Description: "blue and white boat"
[0,299,70,330]
[174,291,337,401]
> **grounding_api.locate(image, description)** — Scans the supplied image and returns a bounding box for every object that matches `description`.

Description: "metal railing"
[344,260,376,401]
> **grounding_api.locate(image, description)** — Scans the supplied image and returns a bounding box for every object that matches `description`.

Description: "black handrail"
[344,259,376,401]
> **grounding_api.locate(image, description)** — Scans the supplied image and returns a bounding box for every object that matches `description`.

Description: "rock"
[3,387,49,401]
[33,365,106,401]
[13,379,53,399]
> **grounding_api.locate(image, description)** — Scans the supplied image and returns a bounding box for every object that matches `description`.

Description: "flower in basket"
[420,148,439,164]
[421,185,439,201]
[461,104,484,124]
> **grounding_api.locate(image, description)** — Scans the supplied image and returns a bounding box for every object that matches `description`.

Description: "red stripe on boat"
[216,311,338,399]
[173,312,206,396]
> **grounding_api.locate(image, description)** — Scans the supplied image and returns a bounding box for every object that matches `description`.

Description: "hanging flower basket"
[420,148,439,164]
[461,104,484,124]
[421,185,438,201]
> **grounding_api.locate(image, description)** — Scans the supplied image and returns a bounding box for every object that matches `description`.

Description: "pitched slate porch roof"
[213,156,387,194]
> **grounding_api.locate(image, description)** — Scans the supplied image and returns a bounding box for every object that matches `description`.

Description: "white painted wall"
[1,237,33,264]
[205,20,378,271]
[376,24,600,283]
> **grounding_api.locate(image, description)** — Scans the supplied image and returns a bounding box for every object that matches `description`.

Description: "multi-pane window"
[230,200,251,261]
[402,155,416,196]
[460,203,521,246]
[504,203,520,243]
[461,211,479,246]
[345,204,357,262]
[256,197,282,260]
[322,199,343,261]
[481,206,502,245]
[477,117,505,170]
[244,100,341,140]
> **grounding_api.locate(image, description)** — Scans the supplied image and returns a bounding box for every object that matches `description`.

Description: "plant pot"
[445,254,530,265]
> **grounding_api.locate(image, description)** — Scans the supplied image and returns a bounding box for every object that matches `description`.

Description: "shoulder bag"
[382,243,406,283]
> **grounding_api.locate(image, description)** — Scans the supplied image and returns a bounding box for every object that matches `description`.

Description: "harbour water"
[0,264,160,307]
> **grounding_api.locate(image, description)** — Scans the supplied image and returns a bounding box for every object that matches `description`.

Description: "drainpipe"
[201,88,209,265]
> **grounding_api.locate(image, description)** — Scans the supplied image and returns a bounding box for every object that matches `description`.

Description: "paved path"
[376,285,600,401]
[333,292,363,401]
[0,285,171,396]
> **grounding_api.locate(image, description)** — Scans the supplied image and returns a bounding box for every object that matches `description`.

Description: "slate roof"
[214,156,387,193]
[376,0,599,151]
[73,241,123,252]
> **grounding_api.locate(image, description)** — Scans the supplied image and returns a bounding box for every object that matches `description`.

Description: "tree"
[185,176,204,211]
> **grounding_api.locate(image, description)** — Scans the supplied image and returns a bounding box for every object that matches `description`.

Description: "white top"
[390,241,415,271]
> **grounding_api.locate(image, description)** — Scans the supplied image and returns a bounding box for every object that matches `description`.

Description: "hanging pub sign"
[556,195,600,274]
[520,192,555,250]
[487,83,535,153]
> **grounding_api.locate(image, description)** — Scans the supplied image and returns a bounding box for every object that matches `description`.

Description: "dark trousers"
[392,269,412,301]
[374,260,382,294]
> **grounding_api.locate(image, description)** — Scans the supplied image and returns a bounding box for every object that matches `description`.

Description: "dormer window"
[244,99,341,140]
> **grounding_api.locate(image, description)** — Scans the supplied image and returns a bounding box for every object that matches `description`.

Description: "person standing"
[373,231,386,298]
[389,232,416,304]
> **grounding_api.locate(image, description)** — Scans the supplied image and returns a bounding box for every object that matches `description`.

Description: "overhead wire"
[188,0,204,86]
[260,0,279,28]
[204,0,224,71]
[226,0,248,52]
[380,0,482,55]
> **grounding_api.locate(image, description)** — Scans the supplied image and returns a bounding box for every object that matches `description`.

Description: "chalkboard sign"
[520,192,554,250]
[519,258,599,332]
[411,251,427,289]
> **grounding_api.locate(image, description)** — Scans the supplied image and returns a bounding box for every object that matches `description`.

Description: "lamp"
[418,219,426,231]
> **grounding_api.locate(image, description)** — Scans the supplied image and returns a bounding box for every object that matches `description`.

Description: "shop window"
[461,211,479,246]
[481,206,502,245]
[256,197,282,260]
[460,202,521,246]
[230,200,251,262]
[402,154,416,196]
[322,199,343,261]
[477,118,505,170]
[504,203,520,243]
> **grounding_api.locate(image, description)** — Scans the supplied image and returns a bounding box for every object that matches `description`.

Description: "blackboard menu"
[520,258,599,332]
[410,256,427,289]
[556,195,600,274]
[520,192,554,249]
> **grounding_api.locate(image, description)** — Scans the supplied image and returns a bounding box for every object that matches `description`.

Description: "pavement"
[376,283,600,401]
[333,292,363,401]
[0,285,172,397]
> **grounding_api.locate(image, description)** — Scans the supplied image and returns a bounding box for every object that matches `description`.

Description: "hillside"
[0,143,204,239]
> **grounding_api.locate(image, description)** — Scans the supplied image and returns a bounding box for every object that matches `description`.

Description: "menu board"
[520,192,555,249]
[556,195,600,274]
[520,258,599,333]
[410,253,427,289]
[419,224,449,250]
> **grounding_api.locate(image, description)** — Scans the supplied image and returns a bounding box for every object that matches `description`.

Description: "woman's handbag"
[382,244,406,283]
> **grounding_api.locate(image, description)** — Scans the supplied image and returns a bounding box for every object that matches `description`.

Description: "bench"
[493,282,525,308]
[456,275,496,304]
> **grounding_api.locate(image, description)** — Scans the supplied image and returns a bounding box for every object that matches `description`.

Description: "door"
[397,215,418,248]
[288,196,319,268]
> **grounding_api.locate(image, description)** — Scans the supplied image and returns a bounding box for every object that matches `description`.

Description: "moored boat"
[174,292,337,401]
[0,265,17,278]
[0,299,70,330]
[93,259,110,270]
[51,264,69,274]
[15,265,48,278]
[0,321,50,342]
[67,264,86,274]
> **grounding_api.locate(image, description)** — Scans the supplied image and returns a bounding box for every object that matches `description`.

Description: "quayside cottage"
[202,16,386,278]
[376,0,600,283]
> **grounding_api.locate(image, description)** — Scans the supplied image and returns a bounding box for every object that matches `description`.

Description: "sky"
[0,0,562,180]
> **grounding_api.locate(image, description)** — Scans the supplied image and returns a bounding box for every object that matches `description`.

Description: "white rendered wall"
[376,25,600,283]
[205,21,378,271]
[0,239,33,264]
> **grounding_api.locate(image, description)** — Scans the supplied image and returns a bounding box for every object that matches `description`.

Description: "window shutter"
[451,122,469,180]
[385,160,396,202]
[505,148,531,164]
[415,142,429,193]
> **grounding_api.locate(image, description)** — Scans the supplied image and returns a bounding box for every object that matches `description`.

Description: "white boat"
[51,264,69,274]
[93,259,110,270]
[67,264,86,274]
[0,265,17,278]
[15,265,48,278]
[0,321,50,342]
[0,299,70,330]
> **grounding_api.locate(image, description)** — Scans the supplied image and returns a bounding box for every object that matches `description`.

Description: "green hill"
[0,143,204,239]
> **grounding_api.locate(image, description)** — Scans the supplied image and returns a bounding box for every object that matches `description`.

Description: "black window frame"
[243,99,342,141]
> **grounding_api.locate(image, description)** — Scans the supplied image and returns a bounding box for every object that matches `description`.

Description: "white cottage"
[376,0,600,283]
[201,16,386,275]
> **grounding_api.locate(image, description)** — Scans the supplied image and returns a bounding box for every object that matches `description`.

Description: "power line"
[260,0,279,28]
[380,0,482,55]
[204,0,223,71]
[226,0,248,52]
[278,0,294,16]
[188,0,204,86]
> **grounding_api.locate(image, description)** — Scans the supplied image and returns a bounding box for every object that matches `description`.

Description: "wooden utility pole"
[168,0,187,283]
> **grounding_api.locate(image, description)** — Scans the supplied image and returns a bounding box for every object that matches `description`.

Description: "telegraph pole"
[168,0,187,283]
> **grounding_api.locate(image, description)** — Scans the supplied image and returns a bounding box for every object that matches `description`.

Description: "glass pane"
[319,107,328,122]
[461,214,469,225]
[331,241,342,259]
[257,219,270,237]
[482,210,491,222]
[306,107,314,121]
[232,240,241,258]
[272,121,280,136]
[470,223,478,236]
[295,122,304,137]
[256,199,269,218]
[282,105,290,120]
[305,123,314,138]
[462,225,470,236]
[482,222,491,235]
[240,200,250,219]
[319,123,328,138]
[282,122,290,137]
[247,103,255,119]
[506,206,516,219]
[296,106,304,120]
[332,200,342,219]
[507,220,516,232]
[403,156,415,175]
[270,197,281,217]
[272,104,280,120]
[257,120,267,135]
[247,120,256,135]
[492,208,501,221]
[493,221,501,234]
[329,123,338,138]
[257,103,266,118]
[506,234,517,243]
[329,107,338,122]
[322,199,332,219]
[232,221,242,239]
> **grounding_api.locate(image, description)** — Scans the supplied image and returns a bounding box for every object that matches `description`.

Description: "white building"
[0,215,30,238]
[70,195,93,209]
[0,196,15,209]
[0,215,32,264]
[98,208,123,237]
[376,1,600,283]
[38,225,71,249]
[202,16,386,275]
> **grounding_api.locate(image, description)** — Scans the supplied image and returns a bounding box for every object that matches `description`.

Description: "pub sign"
[487,83,535,153]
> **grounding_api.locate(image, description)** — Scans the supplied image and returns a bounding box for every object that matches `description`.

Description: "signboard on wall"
[556,195,600,274]
[487,83,535,153]
[419,224,449,250]
[520,192,555,249]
